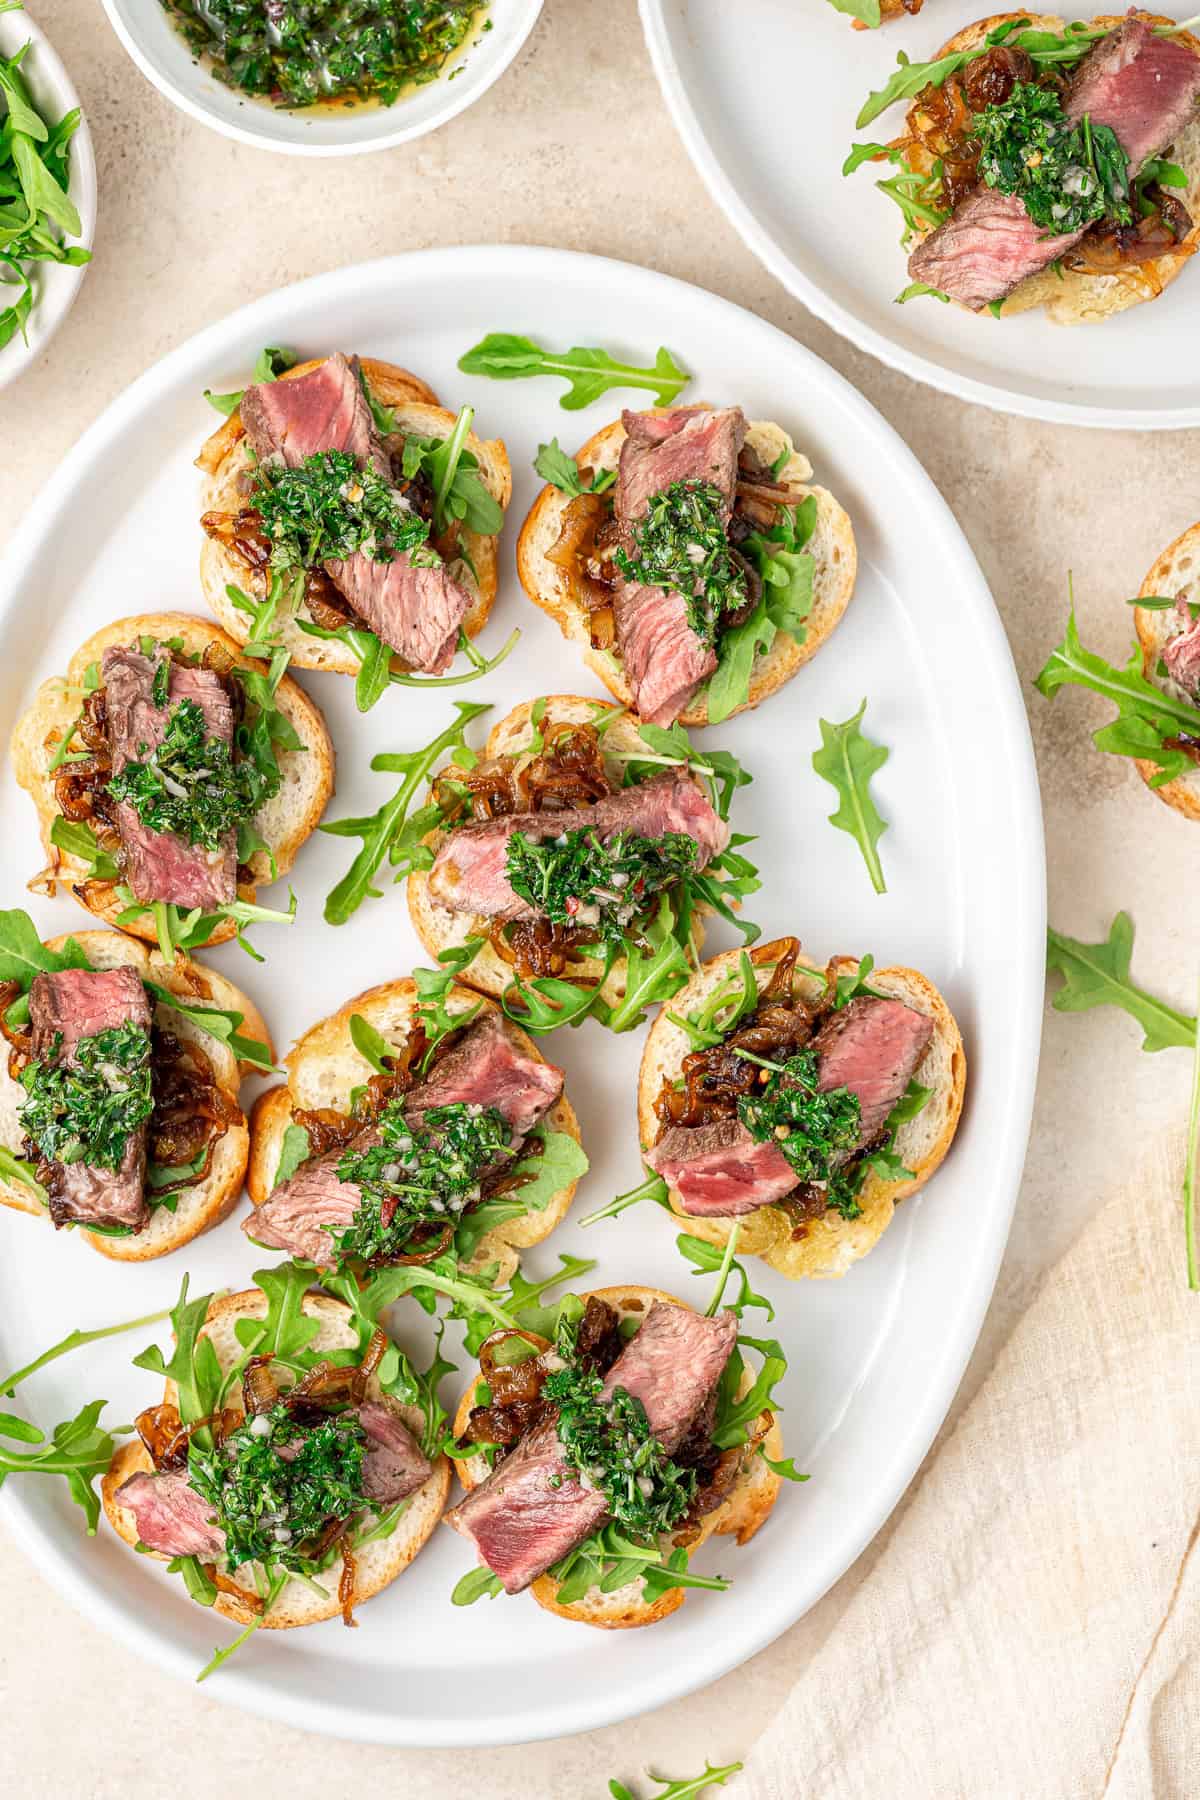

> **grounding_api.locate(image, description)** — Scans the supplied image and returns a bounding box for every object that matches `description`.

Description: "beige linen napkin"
[742,1138,1200,1800]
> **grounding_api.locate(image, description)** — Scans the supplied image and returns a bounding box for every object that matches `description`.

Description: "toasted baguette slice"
[102,1288,451,1629]
[0,930,269,1261]
[11,611,334,948]
[901,14,1200,325]
[197,355,512,674]
[407,696,712,1009]
[516,417,856,728]
[1132,519,1200,820]
[450,1284,782,1629]
[638,943,966,1280]
[246,977,582,1283]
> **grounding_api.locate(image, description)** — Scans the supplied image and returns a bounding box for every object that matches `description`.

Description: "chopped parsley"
[334,1098,515,1265]
[187,1402,367,1572]
[162,0,485,110]
[738,1049,862,1197]
[253,448,437,580]
[106,697,276,850]
[505,828,698,943]
[973,83,1132,234]
[543,1315,696,1538]
[615,480,748,647]
[19,1022,154,1170]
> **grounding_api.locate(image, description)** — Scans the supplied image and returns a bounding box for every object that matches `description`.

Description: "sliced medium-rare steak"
[357,1400,433,1504]
[27,966,151,1231]
[613,407,747,726]
[244,1016,563,1264]
[649,995,934,1218]
[403,1013,563,1134]
[116,1468,225,1559]
[427,772,728,920]
[240,352,385,473]
[102,645,238,910]
[1162,599,1200,700]
[446,1301,737,1592]
[810,996,933,1147]
[909,18,1200,308]
[646,1117,797,1217]
[240,351,471,675]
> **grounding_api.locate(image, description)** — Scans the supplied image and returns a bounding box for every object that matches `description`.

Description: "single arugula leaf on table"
[812,699,890,894]
[1035,604,1200,788]
[1046,913,1196,1052]
[608,1759,744,1800]
[458,333,691,411]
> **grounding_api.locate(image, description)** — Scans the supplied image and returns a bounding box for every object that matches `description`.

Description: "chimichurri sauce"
[163,1,489,111]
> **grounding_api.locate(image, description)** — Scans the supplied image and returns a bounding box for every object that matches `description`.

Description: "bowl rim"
[97,0,544,158]
[0,10,97,390]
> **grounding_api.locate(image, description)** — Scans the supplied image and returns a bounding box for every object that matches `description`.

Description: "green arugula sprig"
[1046,914,1196,1052]
[534,438,618,496]
[812,700,890,894]
[0,27,91,353]
[855,17,1114,129]
[322,701,490,923]
[826,0,880,22]
[400,404,505,538]
[609,1761,744,1800]
[203,345,296,417]
[296,614,519,714]
[458,333,691,411]
[1035,604,1200,787]
[0,1303,169,1530]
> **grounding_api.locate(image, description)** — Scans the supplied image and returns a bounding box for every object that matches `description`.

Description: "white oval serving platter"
[0,245,1043,1744]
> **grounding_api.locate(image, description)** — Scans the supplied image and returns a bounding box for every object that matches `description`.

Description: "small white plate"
[640,0,1200,428]
[0,10,96,391]
[100,0,542,157]
[0,246,1043,1744]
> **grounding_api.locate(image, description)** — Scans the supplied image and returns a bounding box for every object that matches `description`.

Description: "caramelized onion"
[149,1030,240,1195]
[545,491,617,611]
[241,1356,280,1417]
[338,1534,359,1628]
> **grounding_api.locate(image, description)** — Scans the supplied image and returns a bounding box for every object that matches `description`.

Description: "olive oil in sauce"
[162,0,490,113]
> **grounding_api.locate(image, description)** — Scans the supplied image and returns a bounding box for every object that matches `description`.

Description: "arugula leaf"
[675,1231,775,1322]
[196,1570,287,1682]
[296,618,519,709]
[855,19,1110,129]
[0,40,89,351]
[0,1303,169,1532]
[452,1564,504,1605]
[132,1275,223,1436]
[812,700,889,895]
[0,909,89,1008]
[451,1126,589,1263]
[827,0,880,22]
[0,1399,119,1534]
[204,345,296,416]
[712,1333,788,1451]
[533,438,617,496]
[1046,914,1195,1053]
[761,1453,809,1483]
[608,1760,744,1800]
[348,1012,395,1076]
[458,333,691,411]
[320,1270,456,1458]
[0,1145,45,1199]
[1034,604,1200,787]
[322,702,490,923]
[272,1121,310,1190]
[897,281,951,304]
[580,1170,673,1228]
[400,405,505,537]
[707,495,816,723]
[706,598,774,728]
[141,978,274,1072]
[49,814,121,882]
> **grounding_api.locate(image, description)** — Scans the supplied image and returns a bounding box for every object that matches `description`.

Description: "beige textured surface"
[0,0,1196,1790]
[741,1137,1200,1799]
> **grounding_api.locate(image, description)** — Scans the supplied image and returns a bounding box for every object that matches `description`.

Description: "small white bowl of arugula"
[0,7,95,390]
[100,1,543,157]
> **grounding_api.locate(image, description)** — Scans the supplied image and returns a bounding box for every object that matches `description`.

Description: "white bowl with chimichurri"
[99,0,542,156]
